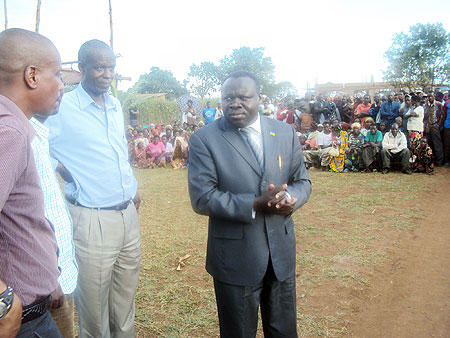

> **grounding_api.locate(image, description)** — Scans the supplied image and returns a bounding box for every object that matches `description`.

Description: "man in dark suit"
[188,71,311,338]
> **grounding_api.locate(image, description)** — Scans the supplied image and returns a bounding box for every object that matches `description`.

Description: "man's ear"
[24,65,38,89]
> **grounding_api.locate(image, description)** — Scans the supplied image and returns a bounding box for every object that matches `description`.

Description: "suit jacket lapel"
[220,118,262,177]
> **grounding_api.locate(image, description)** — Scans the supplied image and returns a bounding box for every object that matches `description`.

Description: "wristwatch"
[0,287,14,320]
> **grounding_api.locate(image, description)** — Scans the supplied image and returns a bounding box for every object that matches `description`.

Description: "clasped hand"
[253,184,297,216]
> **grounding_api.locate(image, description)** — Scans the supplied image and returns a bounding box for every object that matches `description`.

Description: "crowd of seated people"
[295,91,450,175]
[126,89,449,175]
[126,122,191,169]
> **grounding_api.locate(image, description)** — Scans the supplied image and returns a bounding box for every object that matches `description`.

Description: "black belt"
[66,196,132,211]
[22,295,52,324]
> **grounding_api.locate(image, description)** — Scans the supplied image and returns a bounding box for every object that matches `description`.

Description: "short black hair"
[78,39,112,65]
[222,71,260,93]
[411,95,421,103]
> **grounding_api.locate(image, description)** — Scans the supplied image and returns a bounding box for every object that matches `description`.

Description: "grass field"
[132,167,441,337]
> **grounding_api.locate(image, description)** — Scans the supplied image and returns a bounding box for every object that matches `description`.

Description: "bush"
[123,96,181,126]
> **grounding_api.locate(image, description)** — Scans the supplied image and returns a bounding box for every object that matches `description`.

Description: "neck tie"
[241,127,264,171]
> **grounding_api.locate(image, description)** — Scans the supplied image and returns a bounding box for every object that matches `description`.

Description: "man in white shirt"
[381,123,411,174]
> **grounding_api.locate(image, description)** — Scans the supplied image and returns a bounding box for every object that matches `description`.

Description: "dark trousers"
[17,311,62,338]
[213,260,298,338]
[381,148,410,170]
[425,128,444,164]
[443,128,450,164]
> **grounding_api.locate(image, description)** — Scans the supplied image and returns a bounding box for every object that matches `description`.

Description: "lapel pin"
[270,132,276,136]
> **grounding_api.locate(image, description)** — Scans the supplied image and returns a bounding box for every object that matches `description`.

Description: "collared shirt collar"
[76,83,115,111]
[241,113,262,134]
[29,117,49,141]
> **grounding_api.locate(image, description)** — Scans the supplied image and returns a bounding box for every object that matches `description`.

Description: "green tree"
[218,47,276,92]
[263,81,298,99]
[187,62,220,99]
[133,67,187,100]
[384,22,450,90]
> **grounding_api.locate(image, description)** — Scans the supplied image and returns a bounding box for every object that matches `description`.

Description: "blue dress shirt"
[45,84,137,208]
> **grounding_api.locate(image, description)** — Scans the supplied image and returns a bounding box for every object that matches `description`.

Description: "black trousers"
[443,128,450,164]
[425,128,444,164]
[213,259,298,338]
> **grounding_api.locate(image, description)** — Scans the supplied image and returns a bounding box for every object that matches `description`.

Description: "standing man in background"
[30,109,78,338]
[45,39,141,338]
[203,101,216,124]
[0,28,63,338]
[188,71,311,338]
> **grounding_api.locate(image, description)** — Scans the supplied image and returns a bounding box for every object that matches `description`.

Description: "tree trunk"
[35,0,41,33]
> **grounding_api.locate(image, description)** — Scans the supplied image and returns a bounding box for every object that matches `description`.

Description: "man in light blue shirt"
[45,39,141,338]
[30,116,78,338]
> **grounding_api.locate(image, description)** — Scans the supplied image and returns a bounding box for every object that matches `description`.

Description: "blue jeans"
[17,311,62,338]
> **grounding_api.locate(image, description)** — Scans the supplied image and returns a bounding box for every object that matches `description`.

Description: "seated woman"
[146,134,166,168]
[412,136,434,175]
[303,123,320,169]
[133,141,151,169]
[360,117,374,137]
[345,122,365,172]
[361,123,383,171]
[329,125,349,173]
[171,136,189,169]
[161,135,173,165]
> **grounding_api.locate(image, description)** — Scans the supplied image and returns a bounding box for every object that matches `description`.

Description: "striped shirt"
[30,118,78,294]
[0,95,59,306]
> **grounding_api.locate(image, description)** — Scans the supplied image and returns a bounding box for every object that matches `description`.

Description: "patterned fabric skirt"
[408,130,423,156]
[413,145,434,174]
[329,155,345,172]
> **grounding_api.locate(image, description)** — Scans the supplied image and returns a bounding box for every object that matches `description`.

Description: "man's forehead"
[85,48,115,64]
[222,76,258,92]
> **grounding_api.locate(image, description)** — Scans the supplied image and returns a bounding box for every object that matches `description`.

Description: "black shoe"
[402,168,412,175]
[381,168,388,174]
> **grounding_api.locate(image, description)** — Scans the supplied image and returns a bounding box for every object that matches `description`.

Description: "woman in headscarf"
[361,123,383,171]
[171,136,189,169]
[133,140,151,169]
[412,136,434,174]
[329,125,349,173]
[360,117,374,137]
[345,122,365,172]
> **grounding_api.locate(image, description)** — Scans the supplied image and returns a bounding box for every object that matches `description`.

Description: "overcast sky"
[2,0,450,95]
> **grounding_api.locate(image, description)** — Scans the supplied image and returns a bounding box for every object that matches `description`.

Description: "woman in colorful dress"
[133,141,151,169]
[171,136,189,169]
[329,125,349,173]
[345,122,365,172]
[404,94,424,156]
[412,136,434,174]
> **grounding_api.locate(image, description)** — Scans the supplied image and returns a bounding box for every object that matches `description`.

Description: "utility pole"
[35,0,41,32]
[108,0,113,50]
[4,0,7,30]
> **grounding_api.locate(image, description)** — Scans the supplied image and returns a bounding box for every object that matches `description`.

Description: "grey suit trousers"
[68,202,141,338]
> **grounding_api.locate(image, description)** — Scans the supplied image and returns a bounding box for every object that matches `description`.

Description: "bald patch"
[0,28,59,84]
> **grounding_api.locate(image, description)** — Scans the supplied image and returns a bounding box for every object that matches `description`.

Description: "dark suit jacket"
[188,116,311,286]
